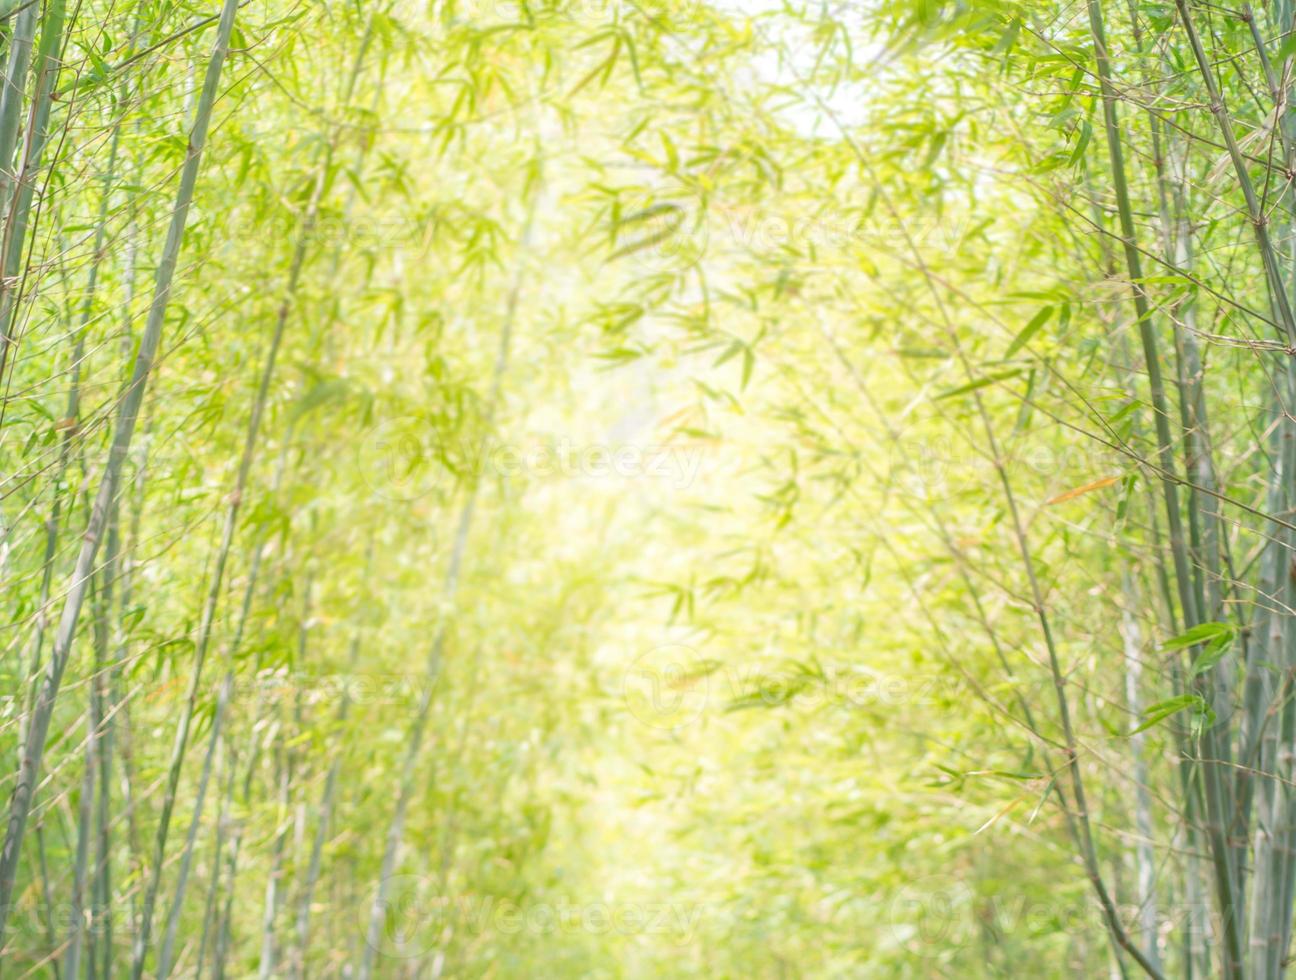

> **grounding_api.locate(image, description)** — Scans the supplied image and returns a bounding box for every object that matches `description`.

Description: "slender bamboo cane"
[0,0,240,949]
[0,0,36,222]
[153,660,229,979]
[131,269,286,978]
[91,535,117,976]
[1121,572,1161,971]
[358,182,540,980]
[1237,0,1296,806]
[155,433,288,978]
[34,820,60,979]
[1087,3,1243,973]
[1178,5,1296,972]
[146,24,375,972]
[0,0,67,386]
[212,451,293,980]
[128,88,342,980]
[194,737,235,979]
[213,685,265,980]
[1174,0,1296,346]
[258,574,311,980]
[774,21,1167,971]
[292,609,363,976]
[63,648,96,980]
[10,0,73,761]
[258,704,291,980]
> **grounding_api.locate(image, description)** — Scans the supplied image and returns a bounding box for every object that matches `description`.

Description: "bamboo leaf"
[1162,621,1235,653]
[935,369,1020,400]
[1046,475,1120,505]
[1004,306,1052,359]
[1129,695,1209,735]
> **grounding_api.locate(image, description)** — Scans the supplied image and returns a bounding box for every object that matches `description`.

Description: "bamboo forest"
[14,0,1296,977]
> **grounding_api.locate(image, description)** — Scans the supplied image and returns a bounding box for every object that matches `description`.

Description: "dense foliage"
[9,0,1296,976]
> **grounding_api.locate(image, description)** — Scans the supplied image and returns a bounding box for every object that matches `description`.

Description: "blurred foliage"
[5,0,1294,977]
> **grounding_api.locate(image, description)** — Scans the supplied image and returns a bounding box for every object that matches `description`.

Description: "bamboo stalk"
[91,536,117,977]
[212,450,294,980]
[63,636,97,979]
[148,23,376,973]
[1087,3,1242,974]
[0,0,241,949]
[194,737,235,979]
[292,614,362,977]
[358,181,540,980]
[258,703,292,980]
[0,0,68,385]
[1121,572,1161,972]
[0,0,36,224]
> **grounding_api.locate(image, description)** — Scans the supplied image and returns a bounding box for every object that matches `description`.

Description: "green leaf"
[1190,643,1231,681]
[992,17,1020,56]
[935,369,1020,400]
[1163,622,1238,679]
[1162,621,1234,653]
[1130,694,1208,735]
[1004,306,1051,359]
[1067,121,1091,166]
